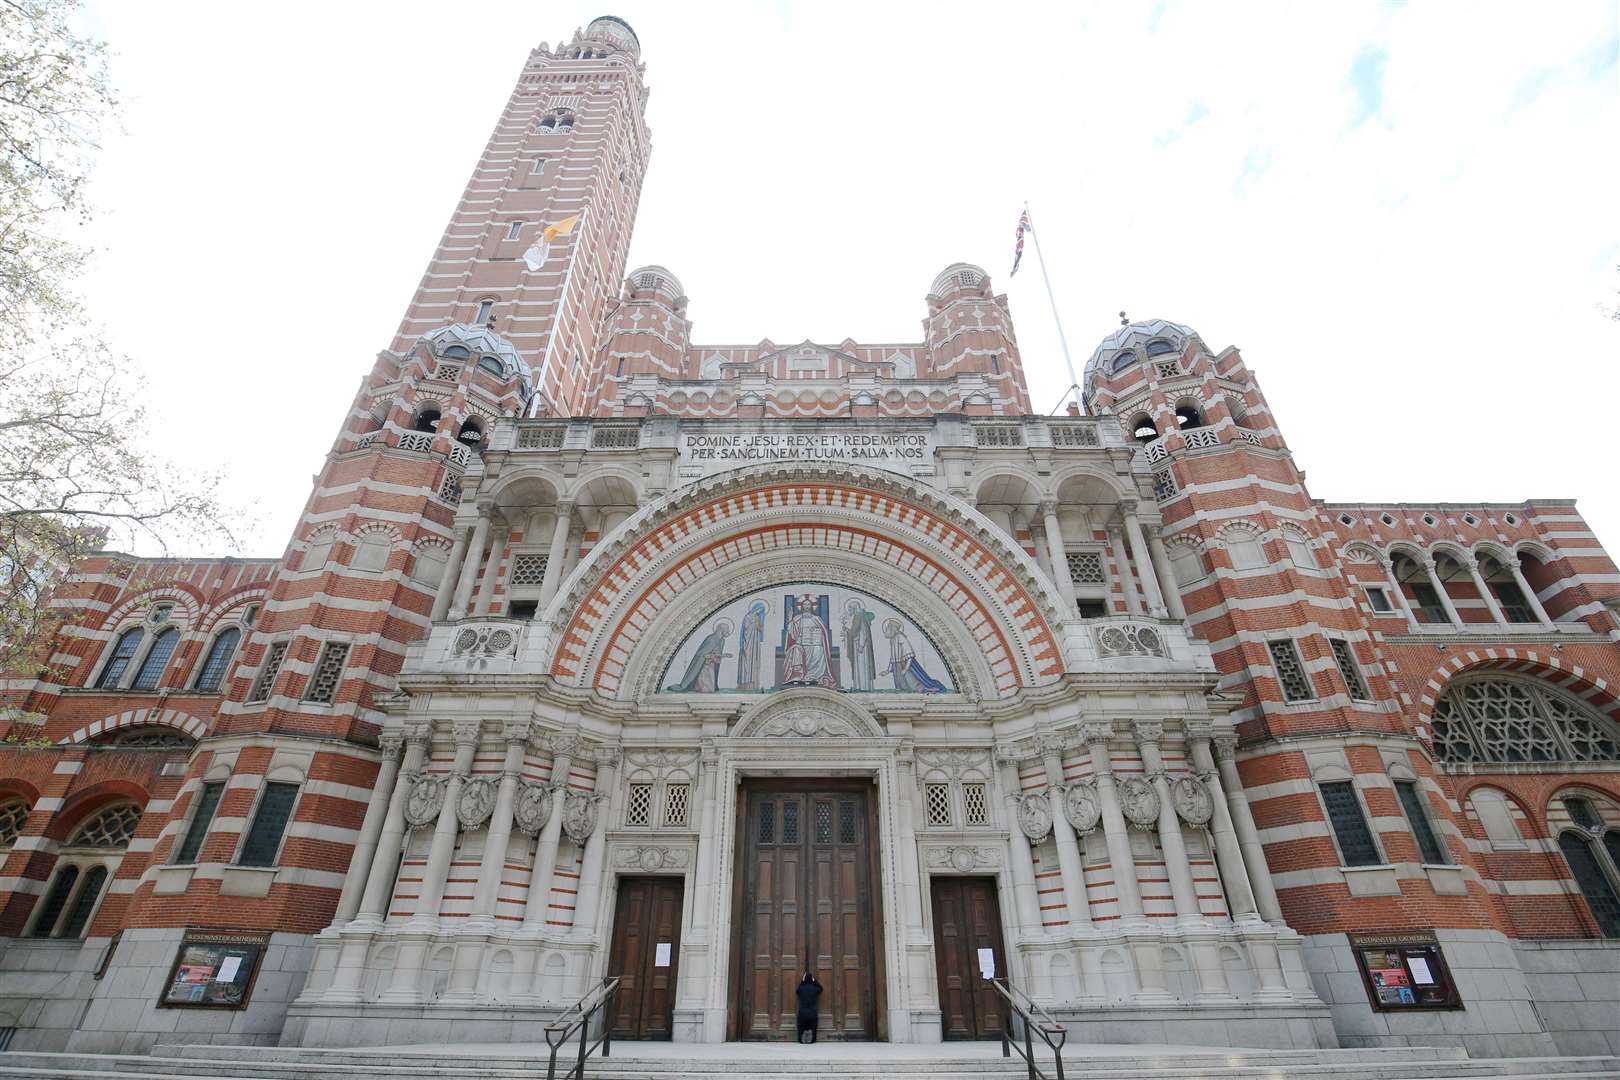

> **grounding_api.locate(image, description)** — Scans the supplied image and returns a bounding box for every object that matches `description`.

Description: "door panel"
[734,785,881,1041]
[607,876,683,1040]
[930,876,1007,1040]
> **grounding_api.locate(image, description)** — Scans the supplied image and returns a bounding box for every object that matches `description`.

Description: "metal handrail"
[988,977,1066,1080]
[543,975,622,1080]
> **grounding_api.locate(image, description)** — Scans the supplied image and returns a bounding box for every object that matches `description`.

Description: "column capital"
[554,497,576,515]
[1038,497,1060,517]
[404,723,433,747]
[1119,499,1141,517]
[1184,718,1214,742]
[1079,720,1114,747]
[545,731,583,759]
[451,720,482,748]
[589,743,622,768]
[501,721,530,748]
[1213,733,1240,760]
[1132,719,1164,747]
[1038,729,1076,758]
[993,742,1032,769]
[379,732,406,756]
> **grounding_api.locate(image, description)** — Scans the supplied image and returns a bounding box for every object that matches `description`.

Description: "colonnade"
[1025,498,1185,621]
[1381,552,1554,631]
[429,500,585,622]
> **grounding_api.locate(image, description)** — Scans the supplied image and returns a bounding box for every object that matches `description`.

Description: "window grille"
[193,628,241,692]
[1329,639,1370,700]
[176,783,224,864]
[431,362,462,382]
[973,425,1024,448]
[437,470,463,506]
[511,554,549,587]
[1430,676,1620,765]
[758,801,775,844]
[58,865,108,938]
[591,425,639,449]
[247,641,288,704]
[1267,639,1315,702]
[1320,781,1381,867]
[97,628,145,689]
[1048,423,1100,448]
[1155,360,1181,380]
[29,866,78,938]
[962,783,989,826]
[70,804,140,848]
[664,783,690,828]
[637,273,657,289]
[1395,781,1447,864]
[303,642,350,704]
[1066,551,1106,586]
[1559,832,1620,937]
[238,782,298,867]
[0,801,30,846]
[814,802,831,844]
[781,800,799,844]
[839,801,857,844]
[625,784,653,826]
[957,270,982,287]
[517,425,566,449]
[103,726,191,748]
[924,784,952,827]
[1152,470,1177,502]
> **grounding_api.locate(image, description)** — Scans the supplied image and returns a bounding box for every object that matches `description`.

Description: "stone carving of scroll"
[1062,780,1102,835]
[562,790,599,844]
[456,777,498,829]
[403,774,446,828]
[1118,777,1161,830]
[1171,775,1215,826]
[1017,791,1053,843]
[512,781,554,837]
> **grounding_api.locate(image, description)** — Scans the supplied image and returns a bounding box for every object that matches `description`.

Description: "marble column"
[570,751,618,936]
[689,747,721,934]
[333,733,405,925]
[473,525,510,617]
[996,755,1043,935]
[1040,743,1092,931]
[1030,518,1055,583]
[1122,505,1167,617]
[449,512,492,620]
[1383,558,1421,632]
[1423,559,1464,626]
[1213,735,1283,923]
[536,500,575,608]
[1110,529,1143,615]
[1508,559,1555,626]
[522,738,576,930]
[472,729,528,921]
[430,526,471,622]
[893,750,929,941]
[1145,529,1188,620]
[1465,558,1508,626]
[1186,733,1257,920]
[1041,499,1077,610]
[412,722,480,925]
[1084,725,1144,922]
[1133,723,1200,924]
[354,732,428,922]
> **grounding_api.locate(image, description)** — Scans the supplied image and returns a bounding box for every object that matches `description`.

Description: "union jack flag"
[1011,208,1032,276]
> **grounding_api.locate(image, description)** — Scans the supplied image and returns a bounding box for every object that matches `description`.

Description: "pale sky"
[74,1,1620,559]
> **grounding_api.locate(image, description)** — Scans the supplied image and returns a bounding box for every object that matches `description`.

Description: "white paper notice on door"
[977,948,995,980]
[215,956,241,983]
[1407,956,1434,985]
[654,942,672,968]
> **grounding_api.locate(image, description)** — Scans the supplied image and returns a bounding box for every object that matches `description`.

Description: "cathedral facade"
[2,16,1618,1060]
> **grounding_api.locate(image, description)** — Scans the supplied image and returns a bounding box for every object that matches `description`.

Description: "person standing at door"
[796,971,822,1043]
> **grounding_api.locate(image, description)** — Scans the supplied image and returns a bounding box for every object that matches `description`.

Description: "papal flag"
[522,212,582,271]
[1010,208,1032,277]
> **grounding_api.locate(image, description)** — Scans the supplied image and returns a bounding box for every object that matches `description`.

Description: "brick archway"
[58,707,208,747]
[1419,651,1620,730]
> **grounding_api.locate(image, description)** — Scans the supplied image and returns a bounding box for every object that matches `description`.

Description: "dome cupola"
[1082,318,1197,409]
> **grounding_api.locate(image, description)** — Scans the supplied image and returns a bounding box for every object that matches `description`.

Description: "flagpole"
[1024,201,1081,414]
[528,204,588,418]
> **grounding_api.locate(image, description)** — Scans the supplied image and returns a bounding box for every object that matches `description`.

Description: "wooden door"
[930,876,1007,1040]
[606,876,683,1040]
[731,783,883,1041]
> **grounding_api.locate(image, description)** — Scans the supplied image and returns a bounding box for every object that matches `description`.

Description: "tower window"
[1395,780,1447,865]
[96,627,145,689]
[531,157,545,175]
[457,418,485,446]
[302,642,351,704]
[246,641,289,704]
[1329,638,1370,700]
[174,781,225,864]
[477,355,504,377]
[1110,350,1137,374]
[474,299,494,325]
[1320,780,1381,867]
[1174,403,1205,429]
[1129,415,1158,443]
[413,406,441,433]
[504,221,525,241]
[1267,638,1315,702]
[1145,339,1176,357]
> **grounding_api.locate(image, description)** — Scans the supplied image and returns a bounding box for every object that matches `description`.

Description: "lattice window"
[1267,639,1315,702]
[431,363,462,382]
[1066,551,1106,586]
[302,642,350,704]
[0,801,29,847]
[781,800,799,844]
[814,801,831,844]
[397,431,434,454]
[924,784,952,827]
[238,782,298,867]
[1049,423,1100,448]
[1182,427,1220,450]
[511,554,549,587]
[973,425,1024,448]
[1155,360,1181,379]
[1152,470,1177,502]
[1329,639,1370,700]
[664,783,690,828]
[839,801,857,844]
[962,783,989,826]
[1396,781,1447,864]
[957,270,982,287]
[758,801,776,844]
[101,726,191,748]
[1320,781,1381,867]
[246,641,288,704]
[437,470,463,506]
[1430,676,1620,765]
[590,425,639,449]
[625,783,653,827]
[517,425,566,449]
[69,804,140,848]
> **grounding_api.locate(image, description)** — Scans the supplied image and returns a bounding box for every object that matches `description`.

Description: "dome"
[929,263,989,298]
[1082,318,1197,402]
[418,323,532,383]
[586,15,640,57]
[627,264,684,302]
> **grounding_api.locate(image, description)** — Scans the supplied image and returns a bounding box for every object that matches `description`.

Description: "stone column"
[1040,499,1077,610]
[1122,505,1167,617]
[1040,741,1092,930]
[689,746,721,933]
[1382,558,1421,632]
[1465,558,1508,626]
[560,523,583,582]
[355,731,428,922]
[522,737,576,929]
[570,749,618,936]
[996,753,1043,935]
[1186,732,1257,920]
[1084,724,1144,923]
[1145,529,1187,620]
[431,526,471,622]
[893,749,929,942]
[472,728,528,921]
[449,512,492,620]
[473,525,510,617]
[537,500,575,608]
[1423,559,1463,626]
[332,734,405,926]
[412,721,480,925]
[1133,723,1200,923]
[1213,735,1284,923]
[1110,529,1143,615]
[1030,518,1055,583]
[1508,558,1555,626]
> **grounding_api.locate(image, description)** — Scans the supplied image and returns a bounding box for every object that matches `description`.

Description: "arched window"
[30,802,139,939]
[131,626,180,691]
[1224,526,1267,571]
[301,530,335,572]
[477,355,504,377]
[1110,350,1137,374]
[1557,817,1620,938]
[96,627,145,689]
[457,418,485,447]
[1430,675,1620,764]
[94,725,193,748]
[0,799,29,847]
[192,627,241,692]
[1174,403,1205,429]
[413,406,441,434]
[1129,415,1158,443]
[441,345,470,361]
[70,803,141,847]
[1282,528,1315,570]
[352,532,393,573]
[1145,339,1176,357]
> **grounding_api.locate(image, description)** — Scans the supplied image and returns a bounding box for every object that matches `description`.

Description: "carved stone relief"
[916,748,991,779]
[1170,776,1215,826]
[562,790,599,844]
[1061,780,1102,835]
[456,777,498,829]
[613,846,692,872]
[1017,791,1053,843]
[924,845,1001,873]
[1117,777,1161,830]
[403,774,446,828]
[512,781,554,837]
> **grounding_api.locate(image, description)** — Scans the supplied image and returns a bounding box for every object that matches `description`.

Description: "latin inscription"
[681,431,928,464]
